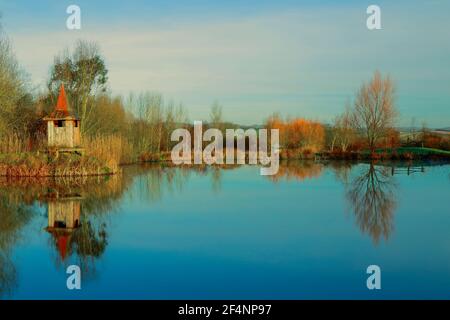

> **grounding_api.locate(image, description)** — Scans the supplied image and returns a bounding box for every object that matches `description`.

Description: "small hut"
[43,84,82,152]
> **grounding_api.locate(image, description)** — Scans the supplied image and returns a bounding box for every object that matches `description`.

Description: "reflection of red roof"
[45,227,76,261]
[56,233,70,260]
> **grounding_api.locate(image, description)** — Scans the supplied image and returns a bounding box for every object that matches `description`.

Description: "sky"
[1,0,449,127]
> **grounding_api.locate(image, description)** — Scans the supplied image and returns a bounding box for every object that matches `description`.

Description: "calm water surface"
[0,161,449,299]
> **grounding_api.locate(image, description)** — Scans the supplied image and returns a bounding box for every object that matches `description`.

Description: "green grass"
[380,147,450,156]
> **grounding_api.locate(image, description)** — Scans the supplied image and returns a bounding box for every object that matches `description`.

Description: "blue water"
[1,162,449,299]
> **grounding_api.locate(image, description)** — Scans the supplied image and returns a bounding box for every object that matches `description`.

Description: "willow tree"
[48,40,108,135]
[352,71,397,152]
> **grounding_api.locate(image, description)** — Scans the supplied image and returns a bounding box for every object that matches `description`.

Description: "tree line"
[1,26,448,164]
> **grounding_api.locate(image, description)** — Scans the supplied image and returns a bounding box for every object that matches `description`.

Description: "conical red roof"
[56,83,69,115]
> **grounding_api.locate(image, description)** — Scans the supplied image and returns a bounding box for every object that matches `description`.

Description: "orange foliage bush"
[423,133,450,150]
[266,116,325,153]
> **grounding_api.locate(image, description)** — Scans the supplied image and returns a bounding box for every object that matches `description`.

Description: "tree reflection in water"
[271,161,398,244]
[43,174,129,278]
[0,164,219,292]
[0,192,34,297]
[268,161,324,182]
[345,163,397,244]
[0,161,425,296]
[0,173,132,285]
[330,161,353,184]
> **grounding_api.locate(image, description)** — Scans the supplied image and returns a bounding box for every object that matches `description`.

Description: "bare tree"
[164,100,175,152]
[209,100,224,131]
[174,102,188,125]
[126,92,187,156]
[410,117,417,143]
[138,92,163,153]
[352,71,397,152]
[420,121,428,148]
[0,28,28,135]
[331,104,354,152]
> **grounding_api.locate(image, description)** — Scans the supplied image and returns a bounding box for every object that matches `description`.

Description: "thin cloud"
[6,3,450,126]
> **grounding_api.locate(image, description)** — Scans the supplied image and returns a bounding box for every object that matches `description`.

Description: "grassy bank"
[0,152,119,177]
[1,145,448,178]
[318,147,450,160]
[136,146,450,163]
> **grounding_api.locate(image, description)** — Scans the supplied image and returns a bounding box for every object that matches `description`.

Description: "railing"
[390,165,425,176]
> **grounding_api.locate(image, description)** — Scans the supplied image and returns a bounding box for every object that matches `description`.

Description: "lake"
[0,161,449,299]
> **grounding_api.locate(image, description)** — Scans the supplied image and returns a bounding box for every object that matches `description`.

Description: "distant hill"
[397,127,450,133]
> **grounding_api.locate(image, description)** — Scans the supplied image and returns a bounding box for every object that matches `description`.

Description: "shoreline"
[0,152,120,178]
[0,147,449,178]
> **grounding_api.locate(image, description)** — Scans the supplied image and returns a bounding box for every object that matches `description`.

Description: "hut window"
[75,121,79,127]
[54,120,64,127]
[54,221,67,228]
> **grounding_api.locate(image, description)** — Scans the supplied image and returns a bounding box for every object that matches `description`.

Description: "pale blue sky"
[1,0,449,127]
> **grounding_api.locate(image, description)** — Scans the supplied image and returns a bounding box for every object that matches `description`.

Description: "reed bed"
[0,134,29,154]
[83,135,136,167]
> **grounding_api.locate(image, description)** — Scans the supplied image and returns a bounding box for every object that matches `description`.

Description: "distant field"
[431,130,450,135]
[399,130,450,139]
